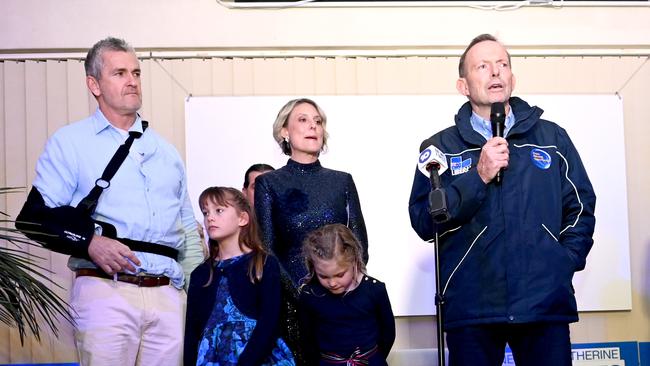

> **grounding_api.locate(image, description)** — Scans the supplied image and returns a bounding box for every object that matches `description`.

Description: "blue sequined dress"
[196,255,295,366]
[254,159,368,284]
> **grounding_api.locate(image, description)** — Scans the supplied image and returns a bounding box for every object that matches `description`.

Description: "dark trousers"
[446,322,572,366]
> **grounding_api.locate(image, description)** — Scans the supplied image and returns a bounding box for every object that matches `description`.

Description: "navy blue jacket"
[408,97,596,329]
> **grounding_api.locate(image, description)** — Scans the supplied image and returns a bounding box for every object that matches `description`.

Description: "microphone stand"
[433,231,445,366]
[428,164,449,366]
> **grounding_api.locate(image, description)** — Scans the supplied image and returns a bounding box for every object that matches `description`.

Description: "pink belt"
[321,345,378,366]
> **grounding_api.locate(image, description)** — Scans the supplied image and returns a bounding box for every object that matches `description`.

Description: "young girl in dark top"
[299,224,395,366]
[184,187,295,366]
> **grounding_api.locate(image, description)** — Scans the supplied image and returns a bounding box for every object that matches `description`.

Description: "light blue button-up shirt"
[470,109,516,141]
[33,108,205,288]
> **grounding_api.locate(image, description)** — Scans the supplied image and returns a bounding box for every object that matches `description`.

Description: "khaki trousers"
[70,276,186,366]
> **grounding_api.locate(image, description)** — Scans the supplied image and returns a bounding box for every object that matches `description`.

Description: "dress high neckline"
[286,159,322,174]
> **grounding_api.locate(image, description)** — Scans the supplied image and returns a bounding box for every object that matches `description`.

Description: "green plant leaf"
[1,187,74,345]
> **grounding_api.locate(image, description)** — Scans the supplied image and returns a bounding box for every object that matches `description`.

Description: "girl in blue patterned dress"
[184,187,295,366]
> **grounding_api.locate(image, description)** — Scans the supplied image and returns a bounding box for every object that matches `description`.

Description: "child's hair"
[198,186,268,285]
[301,223,366,287]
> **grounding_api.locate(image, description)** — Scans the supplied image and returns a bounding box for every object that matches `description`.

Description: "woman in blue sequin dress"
[254,98,369,285]
[184,187,295,366]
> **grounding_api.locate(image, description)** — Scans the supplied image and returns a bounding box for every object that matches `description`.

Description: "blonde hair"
[272,98,329,156]
[301,223,366,287]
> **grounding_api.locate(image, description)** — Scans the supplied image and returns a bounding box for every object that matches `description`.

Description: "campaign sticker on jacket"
[531,148,552,170]
[450,156,472,176]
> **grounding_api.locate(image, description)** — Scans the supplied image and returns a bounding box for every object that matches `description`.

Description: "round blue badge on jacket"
[531,148,552,169]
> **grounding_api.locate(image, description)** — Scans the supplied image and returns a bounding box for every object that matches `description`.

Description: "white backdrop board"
[185,95,632,316]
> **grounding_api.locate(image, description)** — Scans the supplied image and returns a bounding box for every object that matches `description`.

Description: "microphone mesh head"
[490,102,506,123]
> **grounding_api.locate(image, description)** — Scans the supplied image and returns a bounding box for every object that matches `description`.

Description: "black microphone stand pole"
[433,229,445,366]
[428,164,450,366]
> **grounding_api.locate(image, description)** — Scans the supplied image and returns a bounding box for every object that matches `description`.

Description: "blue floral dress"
[196,254,296,366]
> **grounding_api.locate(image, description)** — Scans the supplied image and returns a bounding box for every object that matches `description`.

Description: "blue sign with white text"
[502,341,639,366]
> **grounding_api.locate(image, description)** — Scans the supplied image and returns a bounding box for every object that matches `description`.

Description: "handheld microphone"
[418,145,450,223]
[490,102,506,184]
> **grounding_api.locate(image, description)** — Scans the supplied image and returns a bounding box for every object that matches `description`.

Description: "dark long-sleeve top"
[184,253,284,366]
[298,275,396,365]
[254,159,368,284]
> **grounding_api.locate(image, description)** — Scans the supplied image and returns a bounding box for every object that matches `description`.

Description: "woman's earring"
[281,136,291,155]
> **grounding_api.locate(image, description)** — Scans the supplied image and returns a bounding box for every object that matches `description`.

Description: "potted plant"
[0,187,73,345]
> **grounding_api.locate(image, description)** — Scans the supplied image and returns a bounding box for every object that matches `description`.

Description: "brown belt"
[76,268,170,287]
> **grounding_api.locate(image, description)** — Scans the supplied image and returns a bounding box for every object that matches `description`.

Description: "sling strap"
[78,121,148,215]
[74,121,180,260]
[94,220,179,261]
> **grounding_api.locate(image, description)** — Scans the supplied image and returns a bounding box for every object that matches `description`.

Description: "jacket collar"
[454,96,543,146]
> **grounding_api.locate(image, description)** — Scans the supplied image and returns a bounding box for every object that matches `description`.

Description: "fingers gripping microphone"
[490,102,506,184]
[418,145,450,223]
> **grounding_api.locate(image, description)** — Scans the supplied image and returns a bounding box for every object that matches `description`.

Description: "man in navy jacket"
[408,34,596,366]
